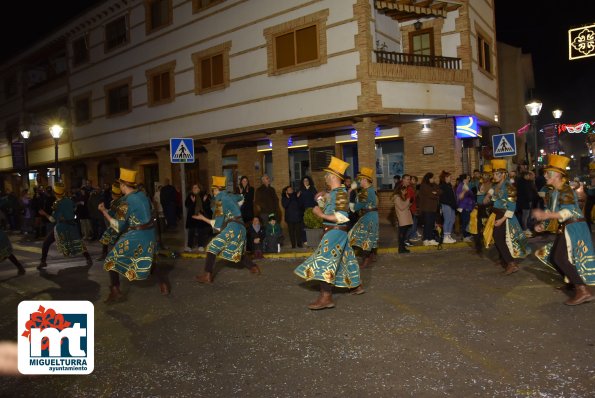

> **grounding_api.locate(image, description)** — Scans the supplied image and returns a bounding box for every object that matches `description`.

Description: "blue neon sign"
[455,116,480,139]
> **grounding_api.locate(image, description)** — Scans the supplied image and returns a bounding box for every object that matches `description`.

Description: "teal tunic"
[348,186,379,251]
[206,191,246,263]
[52,197,86,257]
[99,196,126,246]
[0,229,13,261]
[535,186,595,285]
[104,190,156,281]
[294,187,361,288]
[491,181,530,258]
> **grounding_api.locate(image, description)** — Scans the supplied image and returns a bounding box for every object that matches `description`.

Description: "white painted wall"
[378,81,465,111]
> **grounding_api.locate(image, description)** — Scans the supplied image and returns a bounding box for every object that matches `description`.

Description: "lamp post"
[552,109,563,155]
[525,100,543,170]
[20,130,30,186]
[49,124,63,182]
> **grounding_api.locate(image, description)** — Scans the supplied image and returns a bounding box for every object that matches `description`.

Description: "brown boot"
[196,272,213,284]
[349,285,366,295]
[159,282,170,296]
[564,285,595,306]
[250,265,261,275]
[503,262,519,275]
[360,256,373,269]
[104,286,123,304]
[308,291,335,310]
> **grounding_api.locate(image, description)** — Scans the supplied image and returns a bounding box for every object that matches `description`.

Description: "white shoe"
[424,240,439,246]
[197,246,205,252]
[409,236,421,242]
[443,235,456,244]
[183,246,192,252]
[463,236,474,242]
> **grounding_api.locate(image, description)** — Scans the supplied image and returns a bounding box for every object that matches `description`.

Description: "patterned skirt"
[104,229,156,281]
[99,227,120,246]
[294,229,361,288]
[207,222,246,263]
[55,224,86,257]
[348,211,379,251]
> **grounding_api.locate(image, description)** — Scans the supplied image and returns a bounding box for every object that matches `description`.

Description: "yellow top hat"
[589,162,595,171]
[491,159,507,172]
[323,156,350,180]
[544,154,570,175]
[357,166,374,182]
[111,182,122,196]
[211,176,226,189]
[118,168,137,186]
[53,182,65,196]
[482,164,493,173]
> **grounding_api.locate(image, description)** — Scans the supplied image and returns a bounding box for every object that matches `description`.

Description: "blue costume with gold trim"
[535,185,595,285]
[348,186,379,251]
[52,197,86,256]
[104,190,156,281]
[294,187,361,288]
[99,196,126,246]
[206,191,246,262]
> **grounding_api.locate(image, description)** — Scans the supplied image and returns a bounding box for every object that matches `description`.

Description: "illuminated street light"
[525,100,542,169]
[49,124,63,181]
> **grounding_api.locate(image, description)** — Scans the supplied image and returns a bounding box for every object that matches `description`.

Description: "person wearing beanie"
[37,181,93,271]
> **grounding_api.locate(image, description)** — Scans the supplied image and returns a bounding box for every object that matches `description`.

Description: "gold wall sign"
[568,23,595,60]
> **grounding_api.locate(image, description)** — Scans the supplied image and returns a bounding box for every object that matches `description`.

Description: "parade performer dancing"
[96,182,124,261]
[194,175,260,284]
[483,159,530,274]
[38,182,93,270]
[348,166,379,269]
[98,168,161,302]
[0,229,25,275]
[533,154,595,305]
[294,156,364,310]
[471,164,493,254]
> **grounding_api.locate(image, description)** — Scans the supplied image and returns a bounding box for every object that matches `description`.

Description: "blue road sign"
[170,138,195,163]
[492,133,516,158]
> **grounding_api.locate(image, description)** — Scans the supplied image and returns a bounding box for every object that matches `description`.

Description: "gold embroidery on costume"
[214,201,223,217]
[506,183,517,202]
[116,202,128,220]
[335,191,349,211]
[559,185,575,205]
[357,189,368,202]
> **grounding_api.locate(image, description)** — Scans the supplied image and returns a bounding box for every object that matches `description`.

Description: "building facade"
[0,0,499,222]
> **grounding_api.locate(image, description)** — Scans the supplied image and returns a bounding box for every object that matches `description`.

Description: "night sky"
[2,1,593,124]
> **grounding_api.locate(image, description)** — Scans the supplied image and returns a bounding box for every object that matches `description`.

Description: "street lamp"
[552,109,563,155]
[49,124,63,182]
[525,99,543,170]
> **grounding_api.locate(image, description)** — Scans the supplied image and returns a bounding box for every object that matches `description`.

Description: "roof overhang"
[374,0,463,23]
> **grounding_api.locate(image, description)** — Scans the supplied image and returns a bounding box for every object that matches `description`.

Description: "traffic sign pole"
[181,163,187,250]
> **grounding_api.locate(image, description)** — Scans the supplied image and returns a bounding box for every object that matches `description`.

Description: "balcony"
[374,50,461,70]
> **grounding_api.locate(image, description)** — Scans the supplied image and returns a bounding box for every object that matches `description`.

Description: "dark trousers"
[164,203,177,228]
[550,232,584,285]
[584,194,595,230]
[187,227,199,248]
[460,210,471,237]
[398,225,411,250]
[493,221,514,264]
[474,205,488,253]
[204,252,255,273]
[287,221,303,248]
[422,212,437,241]
[41,229,56,260]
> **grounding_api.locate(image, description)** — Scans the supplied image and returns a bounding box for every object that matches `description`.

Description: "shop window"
[146,0,172,34]
[105,15,129,52]
[74,93,92,125]
[376,140,404,190]
[146,61,176,106]
[192,42,231,94]
[72,35,89,67]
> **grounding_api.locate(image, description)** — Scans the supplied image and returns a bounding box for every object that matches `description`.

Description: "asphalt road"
[1,234,594,397]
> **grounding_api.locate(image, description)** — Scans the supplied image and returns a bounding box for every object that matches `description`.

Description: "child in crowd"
[264,213,283,253]
[247,217,265,259]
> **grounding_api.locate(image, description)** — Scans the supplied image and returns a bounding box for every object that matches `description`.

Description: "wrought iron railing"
[374,50,461,69]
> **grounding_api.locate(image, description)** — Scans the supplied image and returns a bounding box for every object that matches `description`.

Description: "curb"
[178,241,472,259]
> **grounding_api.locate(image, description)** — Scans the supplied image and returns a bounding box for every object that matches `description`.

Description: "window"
[410,29,434,56]
[376,140,404,190]
[192,0,223,12]
[146,0,172,34]
[72,35,89,67]
[105,15,128,52]
[4,74,17,99]
[146,61,176,106]
[477,34,492,73]
[264,10,328,75]
[192,42,231,94]
[105,78,132,117]
[73,93,92,125]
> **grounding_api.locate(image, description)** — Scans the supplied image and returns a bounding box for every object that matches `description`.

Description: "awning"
[375,0,463,23]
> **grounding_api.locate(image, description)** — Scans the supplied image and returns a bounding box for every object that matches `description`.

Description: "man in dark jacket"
[160,178,177,230]
[254,174,280,224]
[282,186,303,248]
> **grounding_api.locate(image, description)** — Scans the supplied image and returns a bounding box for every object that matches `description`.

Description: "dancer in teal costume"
[533,154,595,305]
[348,166,379,269]
[294,156,363,310]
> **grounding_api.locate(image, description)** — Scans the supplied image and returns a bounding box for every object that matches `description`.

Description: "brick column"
[86,159,99,188]
[155,148,172,185]
[354,118,377,187]
[270,130,289,239]
[205,139,224,179]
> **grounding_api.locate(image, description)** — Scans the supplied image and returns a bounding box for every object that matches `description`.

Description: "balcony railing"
[374,50,461,70]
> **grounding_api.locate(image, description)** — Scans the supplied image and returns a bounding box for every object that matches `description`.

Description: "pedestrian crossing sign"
[170,138,195,163]
[491,133,516,158]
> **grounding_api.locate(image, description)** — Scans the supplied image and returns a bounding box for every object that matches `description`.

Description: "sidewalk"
[171,223,471,260]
